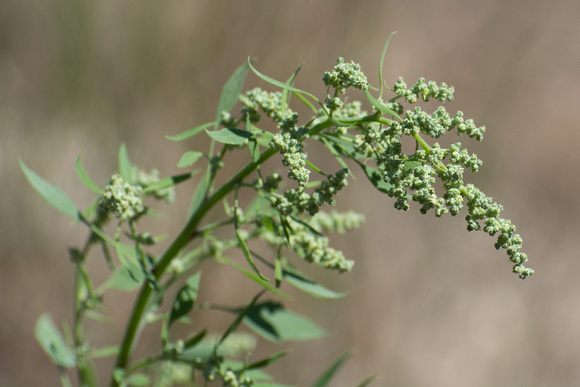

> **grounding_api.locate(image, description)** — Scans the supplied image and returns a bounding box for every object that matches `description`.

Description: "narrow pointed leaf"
[166,122,216,141]
[35,314,76,368]
[142,171,198,194]
[378,31,397,99]
[205,128,254,145]
[169,272,201,326]
[97,265,141,294]
[311,351,352,387]
[280,65,302,119]
[248,60,320,104]
[20,160,79,219]
[118,143,134,182]
[236,229,269,281]
[243,301,326,342]
[284,271,347,299]
[364,89,401,120]
[215,256,290,300]
[177,151,204,168]
[247,350,290,370]
[75,154,104,194]
[184,329,207,349]
[216,61,251,125]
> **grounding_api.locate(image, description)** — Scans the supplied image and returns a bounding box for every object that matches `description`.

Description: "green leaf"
[118,143,134,182]
[243,301,327,342]
[35,314,76,368]
[115,241,144,284]
[248,60,321,105]
[215,61,252,127]
[236,229,269,281]
[177,151,204,168]
[169,272,201,326]
[215,256,290,300]
[378,31,397,99]
[284,271,347,299]
[280,65,302,119]
[20,160,79,219]
[205,128,254,145]
[75,153,104,194]
[311,351,352,387]
[247,350,290,370]
[166,122,216,141]
[364,89,401,120]
[183,329,207,349]
[305,159,325,176]
[142,171,198,194]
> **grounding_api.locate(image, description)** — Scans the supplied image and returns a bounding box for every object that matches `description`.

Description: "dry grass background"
[2,0,580,386]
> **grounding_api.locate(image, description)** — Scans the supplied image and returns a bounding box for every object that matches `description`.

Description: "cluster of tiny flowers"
[309,210,365,234]
[268,169,349,216]
[271,126,310,188]
[463,184,533,278]
[240,87,293,124]
[135,168,175,202]
[290,226,354,272]
[393,77,455,103]
[323,57,369,93]
[203,364,253,387]
[259,215,355,272]
[99,174,146,221]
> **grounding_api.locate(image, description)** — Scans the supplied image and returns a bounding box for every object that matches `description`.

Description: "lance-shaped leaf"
[205,128,254,145]
[364,89,401,120]
[169,272,201,326]
[76,153,104,194]
[118,143,134,182]
[35,314,76,368]
[177,151,204,168]
[166,122,216,141]
[249,60,321,106]
[378,31,397,99]
[20,160,79,219]
[284,271,347,299]
[236,229,269,281]
[142,171,198,194]
[215,61,252,127]
[243,301,327,342]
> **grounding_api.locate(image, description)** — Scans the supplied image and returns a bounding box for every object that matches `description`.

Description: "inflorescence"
[229,55,531,278]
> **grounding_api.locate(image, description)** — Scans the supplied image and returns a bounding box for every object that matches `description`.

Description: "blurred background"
[2,0,580,385]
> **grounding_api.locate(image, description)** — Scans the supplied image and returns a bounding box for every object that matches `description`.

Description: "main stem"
[109,119,335,387]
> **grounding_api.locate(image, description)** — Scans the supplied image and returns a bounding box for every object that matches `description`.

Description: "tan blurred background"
[2,0,580,386]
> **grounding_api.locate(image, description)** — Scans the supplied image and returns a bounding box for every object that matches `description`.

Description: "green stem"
[109,118,336,387]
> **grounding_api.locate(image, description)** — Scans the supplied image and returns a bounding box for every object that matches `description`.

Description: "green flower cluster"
[319,59,531,278]
[267,169,349,216]
[240,87,294,124]
[258,211,360,272]
[323,57,369,93]
[393,76,455,104]
[99,174,146,221]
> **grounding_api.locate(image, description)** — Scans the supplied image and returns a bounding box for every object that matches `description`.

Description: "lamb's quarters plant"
[21,33,532,387]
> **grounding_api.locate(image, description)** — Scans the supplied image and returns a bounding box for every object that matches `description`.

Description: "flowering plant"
[21,34,532,387]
